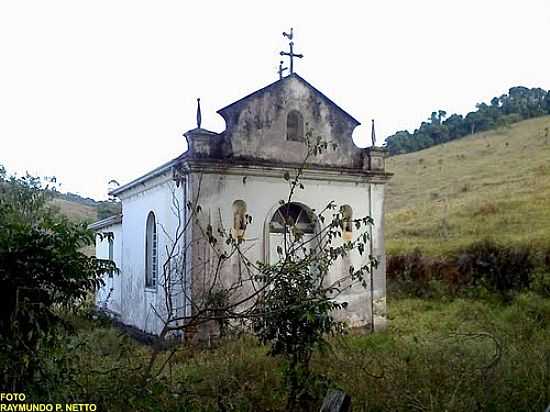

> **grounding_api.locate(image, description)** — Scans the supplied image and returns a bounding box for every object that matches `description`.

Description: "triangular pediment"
[215,73,363,169]
[217,73,360,127]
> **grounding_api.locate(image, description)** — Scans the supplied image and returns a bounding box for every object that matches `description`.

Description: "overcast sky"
[1,0,549,200]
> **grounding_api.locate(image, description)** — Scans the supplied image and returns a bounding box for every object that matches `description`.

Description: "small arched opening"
[286,110,304,142]
[342,205,353,241]
[267,202,316,263]
[232,200,247,240]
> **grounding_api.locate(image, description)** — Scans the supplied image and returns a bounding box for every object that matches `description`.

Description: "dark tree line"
[384,86,550,155]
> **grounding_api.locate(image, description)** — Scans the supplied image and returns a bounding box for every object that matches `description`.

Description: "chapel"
[91,35,392,337]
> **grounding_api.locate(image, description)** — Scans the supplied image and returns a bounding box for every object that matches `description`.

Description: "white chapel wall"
[118,173,185,334]
[189,170,387,329]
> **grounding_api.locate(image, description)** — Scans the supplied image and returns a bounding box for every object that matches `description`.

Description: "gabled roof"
[216,73,361,126]
[109,155,182,197]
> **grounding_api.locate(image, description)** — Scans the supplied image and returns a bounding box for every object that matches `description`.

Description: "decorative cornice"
[177,158,392,184]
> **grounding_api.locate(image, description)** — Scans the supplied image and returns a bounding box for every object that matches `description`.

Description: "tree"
[252,196,373,410]
[465,111,482,135]
[544,91,550,114]
[430,111,440,125]
[0,167,116,390]
[443,113,467,139]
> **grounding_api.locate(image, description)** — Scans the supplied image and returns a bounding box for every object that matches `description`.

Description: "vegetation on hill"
[50,197,98,222]
[385,86,550,155]
[385,115,550,256]
[52,191,121,221]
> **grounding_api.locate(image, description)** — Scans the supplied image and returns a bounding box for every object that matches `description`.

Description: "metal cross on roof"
[280,27,303,75]
[278,60,288,80]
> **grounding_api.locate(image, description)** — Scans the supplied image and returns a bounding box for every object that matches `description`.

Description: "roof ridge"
[216,73,360,126]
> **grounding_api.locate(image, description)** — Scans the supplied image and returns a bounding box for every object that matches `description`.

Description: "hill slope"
[385,115,550,256]
[50,198,98,223]
[48,193,121,225]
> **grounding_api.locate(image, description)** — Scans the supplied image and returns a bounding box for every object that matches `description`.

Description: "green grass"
[385,116,550,255]
[318,293,550,411]
[29,293,550,411]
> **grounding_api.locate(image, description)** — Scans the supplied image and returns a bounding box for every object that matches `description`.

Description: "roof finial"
[196,98,202,129]
[371,119,377,147]
[280,27,303,75]
[282,27,294,41]
[278,60,288,80]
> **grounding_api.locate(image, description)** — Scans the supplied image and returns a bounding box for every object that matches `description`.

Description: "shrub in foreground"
[0,167,116,390]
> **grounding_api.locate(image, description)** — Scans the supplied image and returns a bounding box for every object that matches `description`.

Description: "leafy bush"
[531,271,550,297]
[253,257,345,410]
[386,249,436,297]
[251,203,373,410]
[0,167,116,390]
[388,240,541,299]
[457,239,534,299]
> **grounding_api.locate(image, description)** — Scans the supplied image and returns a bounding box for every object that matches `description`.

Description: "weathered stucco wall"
[187,168,387,330]
[99,166,387,335]
[218,75,363,168]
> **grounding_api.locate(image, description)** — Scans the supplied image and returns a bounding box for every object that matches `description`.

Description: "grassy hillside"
[50,197,98,223]
[49,194,121,224]
[385,115,550,256]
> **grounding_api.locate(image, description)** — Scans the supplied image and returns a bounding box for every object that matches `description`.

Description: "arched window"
[108,234,114,277]
[232,200,247,240]
[342,205,353,241]
[145,211,158,288]
[286,110,304,142]
[270,202,315,235]
[268,202,316,263]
